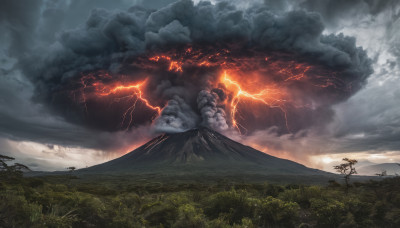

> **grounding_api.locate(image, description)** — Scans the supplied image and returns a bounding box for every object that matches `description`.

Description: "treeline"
[1,172,400,228]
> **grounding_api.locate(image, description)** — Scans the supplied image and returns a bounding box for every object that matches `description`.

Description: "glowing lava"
[149,55,183,72]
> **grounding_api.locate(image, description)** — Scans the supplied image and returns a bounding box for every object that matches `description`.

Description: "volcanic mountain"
[83,128,325,177]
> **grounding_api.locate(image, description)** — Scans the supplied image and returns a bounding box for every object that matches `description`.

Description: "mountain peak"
[85,127,323,175]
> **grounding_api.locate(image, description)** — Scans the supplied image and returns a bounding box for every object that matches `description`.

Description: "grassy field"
[1,172,400,228]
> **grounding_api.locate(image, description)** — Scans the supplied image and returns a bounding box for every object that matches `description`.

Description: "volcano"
[83,128,325,177]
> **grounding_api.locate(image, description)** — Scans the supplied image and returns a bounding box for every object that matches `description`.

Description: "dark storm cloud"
[328,60,400,153]
[296,0,400,28]
[0,0,169,152]
[262,0,399,19]
[15,0,372,134]
[283,0,400,154]
[248,0,400,157]
[0,0,42,58]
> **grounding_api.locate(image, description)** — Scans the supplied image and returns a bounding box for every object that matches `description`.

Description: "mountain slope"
[83,128,324,175]
[357,163,400,176]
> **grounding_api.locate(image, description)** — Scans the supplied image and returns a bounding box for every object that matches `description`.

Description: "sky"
[0,0,399,172]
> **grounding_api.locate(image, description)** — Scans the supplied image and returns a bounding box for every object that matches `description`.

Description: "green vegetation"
[1,172,400,228]
[1,156,399,227]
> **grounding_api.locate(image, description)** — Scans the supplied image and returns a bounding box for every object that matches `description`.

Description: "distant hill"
[81,127,327,177]
[357,163,400,176]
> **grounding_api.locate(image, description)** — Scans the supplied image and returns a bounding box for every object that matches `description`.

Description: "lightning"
[220,71,290,134]
[96,79,161,129]
[78,73,161,130]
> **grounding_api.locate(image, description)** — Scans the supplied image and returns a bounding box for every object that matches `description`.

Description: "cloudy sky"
[0,0,399,172]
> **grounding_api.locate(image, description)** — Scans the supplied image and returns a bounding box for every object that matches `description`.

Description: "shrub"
[310,199,346,228]
[207,217,231,228]
[384,208,400,227]
[204,189,254,225]
[255,196,300,228]
[279,186,323,208]
[173,204,206,228]
[344,198,373,226]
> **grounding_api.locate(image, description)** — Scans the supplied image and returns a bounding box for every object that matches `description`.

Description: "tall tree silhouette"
[333,158,357,192]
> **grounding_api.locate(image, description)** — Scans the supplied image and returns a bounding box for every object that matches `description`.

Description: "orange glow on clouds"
[220,71,289,134]
[78,72,161,130]
[76,45,343,134]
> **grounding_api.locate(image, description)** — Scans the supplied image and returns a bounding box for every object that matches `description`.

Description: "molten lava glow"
[147,47,231,70]
[149,55,183,72]
[220,71,289,134]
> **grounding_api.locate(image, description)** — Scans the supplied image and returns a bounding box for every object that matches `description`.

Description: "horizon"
[6,127,399,175]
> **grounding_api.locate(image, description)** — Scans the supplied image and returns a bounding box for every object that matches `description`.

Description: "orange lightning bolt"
[220,71,290,134]
[94,78,161,130]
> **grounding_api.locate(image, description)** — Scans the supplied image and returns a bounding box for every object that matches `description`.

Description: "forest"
[1,162,400,228]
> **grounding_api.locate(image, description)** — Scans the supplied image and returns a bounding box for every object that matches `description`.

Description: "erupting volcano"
[83,127,326,176]
[21,0,373,169]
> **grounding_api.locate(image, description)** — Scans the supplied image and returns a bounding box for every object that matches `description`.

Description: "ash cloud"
[15,0,372,134]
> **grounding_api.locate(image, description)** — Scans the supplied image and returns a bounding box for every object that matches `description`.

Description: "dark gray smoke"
[17,0,372,134]
[197,90,229,131]
[154,95,199,133]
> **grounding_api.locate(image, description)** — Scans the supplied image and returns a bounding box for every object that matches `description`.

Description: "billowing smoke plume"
[154,95,198,133]
[19,0,372,134]
[197,90,229,131]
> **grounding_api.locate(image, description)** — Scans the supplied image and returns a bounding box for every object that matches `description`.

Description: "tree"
[67,166,76,172]
[375,170,387,177]
[0,154,31,178]
[333,158,357,191]
[66,166,77,186]
[0,155,14,171]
